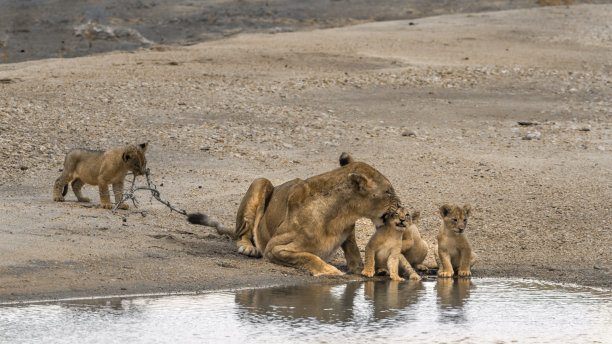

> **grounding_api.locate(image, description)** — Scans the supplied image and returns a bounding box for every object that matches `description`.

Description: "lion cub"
[435,204,477,278]
[53,143,148,210]
[401,210,429,272]
[362,207,421,281]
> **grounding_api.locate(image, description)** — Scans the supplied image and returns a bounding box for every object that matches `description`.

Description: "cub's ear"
[439,204,452,218]
[349,173,370,193]
[381,212,390,222]
[411,210,421,222]
[339,152,354,166]
[463,204,471,217]
[139,142,149,151]
[122,152,131,162]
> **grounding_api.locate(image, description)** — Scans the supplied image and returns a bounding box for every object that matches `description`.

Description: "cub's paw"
[361,268,375,278]
[438,270,454,278]
[101,203,114,209]
[238,245,262,258]
[313,264,344,276]
[390,274,405,281]
[347,264,364,275]
[375,268,389,276]
[77,197,91,203]
[53,196,65,202]
[458,269,472,278]
[408,272,422,280]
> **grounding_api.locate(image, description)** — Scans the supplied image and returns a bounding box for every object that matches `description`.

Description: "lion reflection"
[235,280,424,324]
[435,278,475,323]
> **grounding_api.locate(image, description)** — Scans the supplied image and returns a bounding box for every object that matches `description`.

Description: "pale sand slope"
[0,4,610,302]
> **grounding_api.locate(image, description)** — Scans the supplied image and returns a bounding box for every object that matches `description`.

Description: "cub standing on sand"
[401,210,429,272]
[361,207,421,281]
[435,204,477,278]
[53,143,148,210]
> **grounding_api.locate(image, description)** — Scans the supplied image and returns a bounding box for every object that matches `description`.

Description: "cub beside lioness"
[53,143,148,209]
[361,207,421,281]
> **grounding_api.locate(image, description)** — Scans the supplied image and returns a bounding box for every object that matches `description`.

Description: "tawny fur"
[197,152,400,276]
[361,207,421,281]
[435,204,477,278]
[400,210,429,272]
[53,143,148,210]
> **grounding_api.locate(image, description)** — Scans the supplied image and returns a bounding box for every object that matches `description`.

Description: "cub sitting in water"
[401,210,429,272]
[435,204,477,278]
[53,143,148,210]
[361,207,421,281]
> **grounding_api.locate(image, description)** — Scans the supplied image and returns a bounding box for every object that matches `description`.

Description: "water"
[1,278,611,344]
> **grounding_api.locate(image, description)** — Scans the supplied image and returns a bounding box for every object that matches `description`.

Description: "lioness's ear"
[122,152,130,162]
[339,152,354,166]
[349,173,370,193]
[463,204,471,217]
[411,210,420,222]
[139,142,148,151]
[440,204,452,218]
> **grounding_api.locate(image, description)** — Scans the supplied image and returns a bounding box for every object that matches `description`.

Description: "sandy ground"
[0,4,610,302]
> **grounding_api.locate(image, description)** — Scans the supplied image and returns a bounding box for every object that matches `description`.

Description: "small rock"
[522,131,541,140]
[518,121,535,126]
[402,130,417,137]
[200,146,210,151]
[578,127,590,132]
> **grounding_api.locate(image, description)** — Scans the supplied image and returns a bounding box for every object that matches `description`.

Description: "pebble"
[402,130,417,137]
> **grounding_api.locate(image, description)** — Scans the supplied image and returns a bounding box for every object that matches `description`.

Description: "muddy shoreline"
[1,4,611,302]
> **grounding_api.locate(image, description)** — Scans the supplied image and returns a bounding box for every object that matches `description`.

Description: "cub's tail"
[187,213,235,238]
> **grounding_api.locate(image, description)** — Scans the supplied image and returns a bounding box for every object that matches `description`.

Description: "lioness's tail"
[187,213,235,238]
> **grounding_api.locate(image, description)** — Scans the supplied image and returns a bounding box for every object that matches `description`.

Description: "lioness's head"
[341,153,400,227]
[440,204,471,234]
[122,142,148,175]
[382,206,409,231]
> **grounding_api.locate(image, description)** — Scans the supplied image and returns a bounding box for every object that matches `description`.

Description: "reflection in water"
[435,278,475,323]
[1,278,611,344]
[235,281,362,324]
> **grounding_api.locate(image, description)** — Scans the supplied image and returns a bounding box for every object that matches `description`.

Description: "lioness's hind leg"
[266,240,343,276]
[71,178,91,202]
[235,178,273,257]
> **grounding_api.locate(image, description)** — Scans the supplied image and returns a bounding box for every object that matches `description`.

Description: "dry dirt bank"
[0,4,610,302]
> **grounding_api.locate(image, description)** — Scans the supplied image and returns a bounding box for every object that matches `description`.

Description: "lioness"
[190,153,400,276]
[401,210,429,272]
[53,143,148,209]
[361,207,421,281]
[435,204,477,278]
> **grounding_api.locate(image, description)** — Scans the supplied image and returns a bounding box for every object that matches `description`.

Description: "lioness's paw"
[438,270,454,278]
[238,245,262,258]
[361,268,375,278]
[458,269,472,278]
[415,264,429,272]
[53,196,65,202]
[314,264,344,276]
[409,273,422,280]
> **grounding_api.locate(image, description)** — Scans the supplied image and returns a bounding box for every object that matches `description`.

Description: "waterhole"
[1,278,610,343]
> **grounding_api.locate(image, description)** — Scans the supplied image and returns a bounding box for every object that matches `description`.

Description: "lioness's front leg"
[437,248,454,278]
[341,230,363,274]
[361,245,376,278]
[112,181,128,210]
[266,241,343,276]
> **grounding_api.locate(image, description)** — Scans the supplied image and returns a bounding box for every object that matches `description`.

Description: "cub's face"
[384,206,409,232]
[440,204,471,234]
[122,143,148,176]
